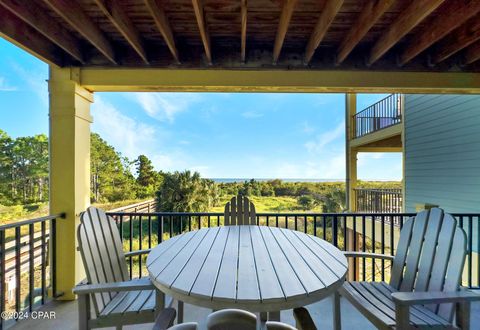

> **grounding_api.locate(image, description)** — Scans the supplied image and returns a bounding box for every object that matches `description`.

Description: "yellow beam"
[77,68,480,93]
[49,67,92,300]
[350,124,402,148]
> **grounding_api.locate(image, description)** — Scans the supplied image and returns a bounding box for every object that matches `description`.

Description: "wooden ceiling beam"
[464,40,480,65]
[0,0,84,63]
[304,0,343,64]
[94,0,148,64]
[336,0,394,65]
[432,15,480,64]
[192,0,212,65]
[144,0,179,64]
[0,6,63,66]
[273,0,298,64]
[368,0,445,66]
[241,0,247,63]
[399,0,480,66]
[43,0,116,64]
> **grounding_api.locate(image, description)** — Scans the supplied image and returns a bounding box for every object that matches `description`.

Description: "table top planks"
[147,225,348,312]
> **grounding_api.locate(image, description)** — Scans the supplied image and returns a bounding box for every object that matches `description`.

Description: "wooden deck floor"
[10,294,480,330]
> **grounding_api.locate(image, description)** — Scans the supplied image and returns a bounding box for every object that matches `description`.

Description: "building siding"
[404,94,480,213]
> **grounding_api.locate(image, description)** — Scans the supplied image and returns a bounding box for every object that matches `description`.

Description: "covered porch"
[1,0,480,329]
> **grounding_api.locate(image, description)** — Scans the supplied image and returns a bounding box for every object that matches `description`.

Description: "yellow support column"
[400,94,406,212]
[345,93,359,280]
[345,93,358,212]
[49,67,92,300]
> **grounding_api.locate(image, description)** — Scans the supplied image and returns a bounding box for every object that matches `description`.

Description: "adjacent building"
[347,93,480,213]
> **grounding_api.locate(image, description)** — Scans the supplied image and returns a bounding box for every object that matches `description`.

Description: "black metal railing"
[0,213,64,330]
[107,211,480,290]
[354,188,403,213]
[353,93,403,138]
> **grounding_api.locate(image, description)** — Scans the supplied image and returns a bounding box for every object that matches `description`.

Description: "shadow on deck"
[10,295,480,330]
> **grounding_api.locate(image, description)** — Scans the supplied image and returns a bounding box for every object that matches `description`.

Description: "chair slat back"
[224,195,256,226]
[389,208,467,322]
[77,207,129,315]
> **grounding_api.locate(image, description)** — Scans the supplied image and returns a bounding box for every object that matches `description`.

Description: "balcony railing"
[0,213,64,329]
[353,93,403,138]
[354,188,402,213]
[108,211,480,290]
[1,210,478,329]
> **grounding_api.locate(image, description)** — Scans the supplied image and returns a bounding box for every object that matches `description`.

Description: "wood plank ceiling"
[0,0,480,72]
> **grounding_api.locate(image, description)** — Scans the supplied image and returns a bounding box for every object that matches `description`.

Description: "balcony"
[349,94,403,151]
[2,210,480,329]
[353,94,402,139]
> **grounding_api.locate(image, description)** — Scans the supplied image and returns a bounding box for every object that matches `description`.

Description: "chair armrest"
[152,308,177,330]
[266,321,298,330]
[73,277,153,295]
[293,307,317,330]
[392,290,480,306]
[124,249,151,257]
[344,251,394,261]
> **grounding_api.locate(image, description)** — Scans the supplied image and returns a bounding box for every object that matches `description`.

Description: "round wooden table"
[147,225,348,313]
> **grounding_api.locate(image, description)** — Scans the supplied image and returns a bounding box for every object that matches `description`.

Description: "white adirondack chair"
[165,322,198,330]
[207,309,257,330]
[161,309,298,330]
[294,208,480,330]
[73,206,177,329]
[332,208,480,330]
[224,195,256,225]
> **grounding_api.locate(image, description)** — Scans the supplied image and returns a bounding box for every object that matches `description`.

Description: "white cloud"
[271,154,345,179]
[150,152,187,172]
[305,122,344,153]
[357,152,402,180]
[129,93,200,123]
[11,63,48,104]
[188,165,210,176]
[357,152,386,166]
[242,111,264,119]
[0,77,16,91]
[92,97,157,159]
[91,96,196,173]
[301,121,315,134]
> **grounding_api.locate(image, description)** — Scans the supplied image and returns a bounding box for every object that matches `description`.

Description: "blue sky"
[0,38,401,180]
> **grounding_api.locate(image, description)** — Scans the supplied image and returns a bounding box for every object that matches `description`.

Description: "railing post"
[51,217,57,298]
[333,215,338,247]
[346,226,355,280]
[15,227,21,313]
[0,230,5,330]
